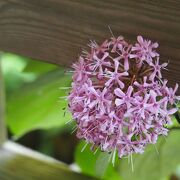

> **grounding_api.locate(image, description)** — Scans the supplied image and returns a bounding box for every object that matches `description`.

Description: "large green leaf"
[119,130,180,180]
[95,152,111,177]
[119,140,163,180]
[1,53,58,94]
[161,130,180,177]
[75,141,100,177]
[75,141,122,180]
[6,69,72,139]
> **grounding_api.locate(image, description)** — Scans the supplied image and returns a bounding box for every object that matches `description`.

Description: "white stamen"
[112,147,116,166]
[153,144,159,155]
[108,25,115,38]
[88,125,98,133]
[65,119,73,125]
[94,146,99,155]
[156,75,163,84]
[130,153,134,172]
[59,96,68,99]
[81,142,88,152]
[65,71,74,75]
[71,126,78,134]
[59,87,71,90]
[162,135,167,142]
[83,125,94,135]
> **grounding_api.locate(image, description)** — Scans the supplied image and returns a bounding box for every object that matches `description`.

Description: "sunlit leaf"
[75,141,100,176]
[119,138,163,180]
[1,53,36,92]
[75,141,122,179]
[6,69,72,138]
[95,152,111,177]
[161,130,180,177]
[119,130,180,180]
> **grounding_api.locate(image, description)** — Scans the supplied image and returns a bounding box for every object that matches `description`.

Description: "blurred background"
[1,53,180,180]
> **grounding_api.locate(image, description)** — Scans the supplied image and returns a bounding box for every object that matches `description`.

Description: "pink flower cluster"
[68,35,180,159]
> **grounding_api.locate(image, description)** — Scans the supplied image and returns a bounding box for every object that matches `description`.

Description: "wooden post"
[0,55,7,144]
[0,0,179,91]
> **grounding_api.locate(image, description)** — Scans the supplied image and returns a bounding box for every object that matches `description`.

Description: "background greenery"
[1,53,180,180]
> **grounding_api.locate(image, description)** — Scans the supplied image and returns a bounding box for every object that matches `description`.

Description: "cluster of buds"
[68,35,180,161]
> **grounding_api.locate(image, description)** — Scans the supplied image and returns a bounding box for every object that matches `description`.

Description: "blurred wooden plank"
[0,141,97,180]
[0,0,179,89]
[0,58,7,144]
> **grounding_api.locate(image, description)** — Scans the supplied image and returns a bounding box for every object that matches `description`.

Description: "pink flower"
[134,76,153,94]
[165,84,180,104]
[149,90,167,117]
[89,52,110,76]
[72,57,88,82]
[68,35,179,162]
[118,44,132,71]
[110,36,127,52]
[88,40,109,54]
[149,57,168,81]
[160,101,178,125]
[130,36,159,65]
[88,87,112,115]
[105,60,128,88]
[127,94,153,119]
[114,86,133,109]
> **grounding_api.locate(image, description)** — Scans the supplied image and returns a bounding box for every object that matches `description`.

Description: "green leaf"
[75,141,100,176]
[75,141,122,179]
[95,152,111,177]
[1,53,36,93]
[24,60,58,75]
[6,69,72,138]
[119,138,163,180]
[103,166,122,180]
[119,130,180,180]
[161,130,180,177]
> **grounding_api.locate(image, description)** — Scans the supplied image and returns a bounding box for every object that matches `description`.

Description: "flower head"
[68,35,179,161]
